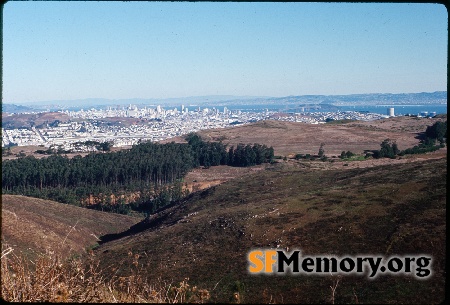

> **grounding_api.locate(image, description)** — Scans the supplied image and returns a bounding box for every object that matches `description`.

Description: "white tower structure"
[388,107,395,117]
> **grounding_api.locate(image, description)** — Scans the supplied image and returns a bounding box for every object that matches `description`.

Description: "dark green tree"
[426,121,447,143]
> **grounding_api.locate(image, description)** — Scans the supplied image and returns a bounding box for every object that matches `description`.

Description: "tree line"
[2,134,274,214]
[372,120,447,159]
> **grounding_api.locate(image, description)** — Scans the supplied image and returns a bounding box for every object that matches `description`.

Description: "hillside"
[1,195,142,261]
[2,104,35,114]
[94,157,446,303]
[162,116,446,157]
[2,112,70,129]
[1,115,446,303]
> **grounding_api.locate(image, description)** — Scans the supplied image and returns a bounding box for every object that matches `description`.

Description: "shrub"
[1,245,210,303]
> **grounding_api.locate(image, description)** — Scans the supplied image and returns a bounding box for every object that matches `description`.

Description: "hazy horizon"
[3,2,447,104]
[4,91,447,110]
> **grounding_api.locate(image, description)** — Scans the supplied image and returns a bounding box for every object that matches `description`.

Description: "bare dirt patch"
[183,165,266,192]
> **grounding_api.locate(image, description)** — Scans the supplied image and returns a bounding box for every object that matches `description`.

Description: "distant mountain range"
[2,91,446,113]
[2,104,35,114]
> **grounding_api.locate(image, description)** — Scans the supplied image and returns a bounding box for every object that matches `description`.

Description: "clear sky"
[2,1,448,103]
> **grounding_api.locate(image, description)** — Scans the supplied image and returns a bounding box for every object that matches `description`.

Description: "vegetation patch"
[91,157,445,303]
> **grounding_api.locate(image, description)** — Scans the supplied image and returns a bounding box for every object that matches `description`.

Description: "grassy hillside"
[1,195,142,261]
[94,157,446,303]
[161,116,446,156]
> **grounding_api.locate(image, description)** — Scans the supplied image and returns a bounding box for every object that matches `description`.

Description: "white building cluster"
[2,104,389,149]
[274,110,388,124]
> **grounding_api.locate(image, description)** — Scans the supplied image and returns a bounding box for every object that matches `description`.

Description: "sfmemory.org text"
[248,249,432,279]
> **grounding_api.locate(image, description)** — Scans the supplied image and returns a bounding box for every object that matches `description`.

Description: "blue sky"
[2,2,448,103]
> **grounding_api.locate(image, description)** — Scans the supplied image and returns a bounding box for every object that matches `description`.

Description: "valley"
[1,115,446,303]
[94,157,446,303]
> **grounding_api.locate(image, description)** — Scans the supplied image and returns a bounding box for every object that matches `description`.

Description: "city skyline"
[2,2,448,103]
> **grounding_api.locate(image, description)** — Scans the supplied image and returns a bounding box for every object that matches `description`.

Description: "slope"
[94,156,446,303]
[162,116,446,156]
[1,195,142,261]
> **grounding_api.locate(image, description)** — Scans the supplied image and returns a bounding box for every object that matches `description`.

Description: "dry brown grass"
[1,195,141,263]
[95,156,446,303]
[1,243,210,303]
[183,165,267,193]
[2,112,70,129]
[159,116,447,157]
